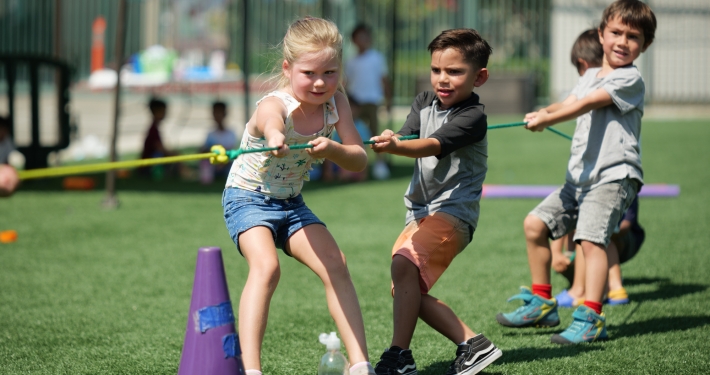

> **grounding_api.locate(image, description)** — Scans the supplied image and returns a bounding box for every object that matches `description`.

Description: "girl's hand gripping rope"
[306,137,335,159]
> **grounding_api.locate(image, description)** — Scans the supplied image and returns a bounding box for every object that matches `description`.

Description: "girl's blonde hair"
[276,17,345,92]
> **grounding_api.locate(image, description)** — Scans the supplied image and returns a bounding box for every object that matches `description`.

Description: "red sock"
[584,300,603,314]
[531,284,552,299]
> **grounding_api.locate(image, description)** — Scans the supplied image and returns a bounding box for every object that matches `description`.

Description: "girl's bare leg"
[238,226,282,371]
[287,224,369,365]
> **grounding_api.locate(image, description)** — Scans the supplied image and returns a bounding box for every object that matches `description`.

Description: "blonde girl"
[222,17,374,375]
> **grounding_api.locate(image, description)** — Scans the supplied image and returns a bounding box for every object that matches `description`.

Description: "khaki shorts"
[391,212,472,294]
[530,179,639,248]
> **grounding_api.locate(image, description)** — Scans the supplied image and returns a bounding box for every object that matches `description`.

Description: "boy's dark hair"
[351,23,371,40]
[600,0,656,48]
[213,101,227,112]
[148,97,167,113]
[571,29,603,71]
[428,29,492,70]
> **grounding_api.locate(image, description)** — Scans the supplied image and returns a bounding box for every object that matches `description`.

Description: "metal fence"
[1,0,552,107]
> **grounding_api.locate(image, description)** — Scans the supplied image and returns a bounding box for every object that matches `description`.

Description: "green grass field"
[1,118,709,374]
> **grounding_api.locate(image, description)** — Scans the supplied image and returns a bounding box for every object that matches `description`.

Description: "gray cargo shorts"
[529,179,639,247]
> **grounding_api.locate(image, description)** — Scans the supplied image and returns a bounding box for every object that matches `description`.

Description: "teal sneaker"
[551,305,608,344]
[496,287,560,328]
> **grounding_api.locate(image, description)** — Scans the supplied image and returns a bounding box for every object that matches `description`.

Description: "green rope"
[487,122,527,129]
[545,126,574,140]
[485,121,573,140]
[18,123,572,180]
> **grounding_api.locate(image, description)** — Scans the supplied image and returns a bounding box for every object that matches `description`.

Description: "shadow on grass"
[622,276,707,303]
[17,164,415,195]
[418,345,602,374]
[610,315,710,339]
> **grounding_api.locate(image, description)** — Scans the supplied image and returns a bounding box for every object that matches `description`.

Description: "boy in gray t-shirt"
[370,29,502,375]
[497,0,657,345]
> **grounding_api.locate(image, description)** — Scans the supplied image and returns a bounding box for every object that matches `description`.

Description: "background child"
[553,29,645,308]
[370,28,502,375]
[139,97,178,179]
[497,0,656,344]
[322,101,371,183]
[221,17,374,375]
[345,23,393,180]
[199,101,238,184]
[140,97,172,160]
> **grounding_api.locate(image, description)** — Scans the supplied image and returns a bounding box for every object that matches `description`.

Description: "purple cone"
[178,247,245,375]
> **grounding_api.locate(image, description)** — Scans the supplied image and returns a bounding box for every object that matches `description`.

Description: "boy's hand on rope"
[305,137,333,159]
[369,129,398,153]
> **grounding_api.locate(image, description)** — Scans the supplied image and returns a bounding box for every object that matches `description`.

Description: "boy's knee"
[523,215,549,240]
[391,255,418,284]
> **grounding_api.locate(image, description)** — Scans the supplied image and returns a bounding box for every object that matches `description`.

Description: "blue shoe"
[551,305,608,344]
[555,289,576,308]
[496,287,560,328]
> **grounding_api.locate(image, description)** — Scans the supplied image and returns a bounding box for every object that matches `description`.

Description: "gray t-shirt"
[397,91,488,230]
[567,66,644,189]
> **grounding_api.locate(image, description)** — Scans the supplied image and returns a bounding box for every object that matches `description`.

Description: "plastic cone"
[178,247,245,375]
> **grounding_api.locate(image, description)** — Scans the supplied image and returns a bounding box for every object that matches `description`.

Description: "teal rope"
[485,121,573,140]
[222,135,420,160]
[487,122,527,129]
[219,123,572,160]
[545,126,574,140]
[363,134,419,145]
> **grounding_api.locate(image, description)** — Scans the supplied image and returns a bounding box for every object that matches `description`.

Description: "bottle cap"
[318,332,341,350]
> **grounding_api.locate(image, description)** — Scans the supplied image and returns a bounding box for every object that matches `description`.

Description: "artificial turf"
[1,118,708,374]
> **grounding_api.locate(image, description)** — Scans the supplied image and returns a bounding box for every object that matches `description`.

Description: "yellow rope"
[18,153,214,180]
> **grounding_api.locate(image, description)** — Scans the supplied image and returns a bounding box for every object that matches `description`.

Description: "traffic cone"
[178,247,245,375]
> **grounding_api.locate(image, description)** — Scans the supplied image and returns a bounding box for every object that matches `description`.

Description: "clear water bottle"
[318,332,349,375]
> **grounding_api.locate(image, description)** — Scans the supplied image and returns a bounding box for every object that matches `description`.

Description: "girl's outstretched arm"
[308,92,367,172]
[252,97,290,157]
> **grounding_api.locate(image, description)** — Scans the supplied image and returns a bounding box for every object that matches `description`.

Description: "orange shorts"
[391,212,472,294]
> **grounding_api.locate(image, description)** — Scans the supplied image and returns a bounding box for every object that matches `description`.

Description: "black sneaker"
[445,334,502,375]
[374,346,417,375]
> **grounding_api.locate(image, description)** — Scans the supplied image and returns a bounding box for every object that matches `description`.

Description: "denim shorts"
[222,188,325,255]
[530,179,639,247]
